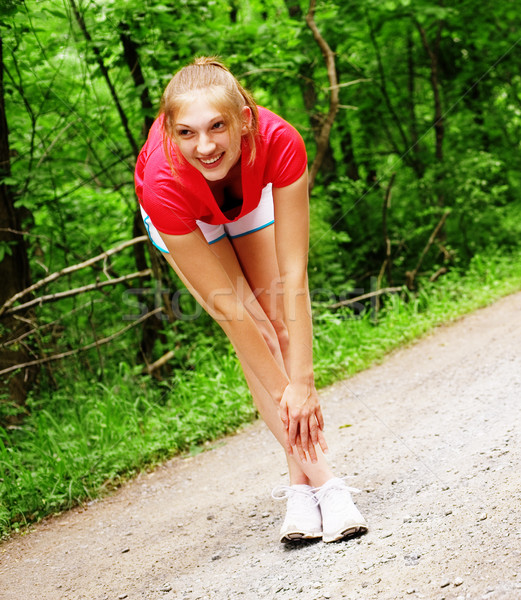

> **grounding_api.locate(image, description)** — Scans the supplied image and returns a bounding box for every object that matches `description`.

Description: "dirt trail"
[1,292,521,600]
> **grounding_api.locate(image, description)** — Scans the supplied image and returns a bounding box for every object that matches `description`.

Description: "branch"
[0,236,147,317]
[324,78,371,91]
[305,0,339,191]
[365,8,411,162]
[146,350,175,374]
[429,266,447,282]
[1,300,103,348]
[0,307,164,376]
[376,173,396,313]
[414,17,445,162]
[328,286,402,310]
[406,210,450,289]
[5,269,152,315]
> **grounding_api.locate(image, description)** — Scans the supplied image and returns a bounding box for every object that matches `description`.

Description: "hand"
[278,381,328,463]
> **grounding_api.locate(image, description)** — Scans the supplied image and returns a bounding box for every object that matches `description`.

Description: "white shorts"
[141,184,274,253]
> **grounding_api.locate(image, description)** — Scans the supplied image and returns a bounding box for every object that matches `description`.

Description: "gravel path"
[1,292,520,600]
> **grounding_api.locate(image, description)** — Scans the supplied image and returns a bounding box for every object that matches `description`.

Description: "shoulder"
[257,106,304,142]
[255,107,307,188]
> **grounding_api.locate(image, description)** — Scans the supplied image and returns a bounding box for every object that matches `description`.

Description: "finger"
[294,434,307,463]
[299,417,309,456]
[317,428,329,454]
[288,418,299,448]
[280,418,291,453]
[309,415,320,446]
[307,435,318,464]
[279,404,289,429]
[315,406,325,431]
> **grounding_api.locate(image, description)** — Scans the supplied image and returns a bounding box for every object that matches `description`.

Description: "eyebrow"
[174,115,224,128]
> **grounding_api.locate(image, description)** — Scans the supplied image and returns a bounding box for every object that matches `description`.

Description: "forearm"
[282,270,315,386]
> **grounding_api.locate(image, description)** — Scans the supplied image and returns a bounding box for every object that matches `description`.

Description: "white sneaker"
[314,477,368,543]
[271,484,322,543]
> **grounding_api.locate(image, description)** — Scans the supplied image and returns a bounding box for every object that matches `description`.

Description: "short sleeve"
[140,182,198,236]
[265,120,308,188]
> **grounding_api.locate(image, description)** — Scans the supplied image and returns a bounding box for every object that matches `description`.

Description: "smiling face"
[173,92,250,182]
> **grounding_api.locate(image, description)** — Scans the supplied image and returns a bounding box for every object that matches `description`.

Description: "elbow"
[280,267,308,290]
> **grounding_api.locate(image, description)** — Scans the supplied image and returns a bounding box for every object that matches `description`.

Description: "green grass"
[314,251,521,386]
[1,250,520,538]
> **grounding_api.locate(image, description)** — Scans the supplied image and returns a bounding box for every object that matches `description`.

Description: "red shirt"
[135,107,307,235]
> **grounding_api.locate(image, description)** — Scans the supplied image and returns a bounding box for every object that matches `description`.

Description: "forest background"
[0,0,520,538]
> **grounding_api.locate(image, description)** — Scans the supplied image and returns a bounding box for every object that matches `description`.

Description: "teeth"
[200,154,222,165]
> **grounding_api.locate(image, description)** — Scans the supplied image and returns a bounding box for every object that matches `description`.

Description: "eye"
[176,128,193,137]
[212,121,225,131]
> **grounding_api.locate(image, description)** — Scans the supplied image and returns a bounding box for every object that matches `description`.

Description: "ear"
[241,106,253,134]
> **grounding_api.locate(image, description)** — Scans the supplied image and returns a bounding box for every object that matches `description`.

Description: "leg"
[231,226,334,486]
[163,233,332,486]
[160,237,367,541]
[230,225,289,372]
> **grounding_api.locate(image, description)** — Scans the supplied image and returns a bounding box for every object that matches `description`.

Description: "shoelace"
[313,478,361,508]
[271,485,319,506]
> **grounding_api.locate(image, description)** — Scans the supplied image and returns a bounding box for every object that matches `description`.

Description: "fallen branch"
[0,236,147,317]
[1,300,104,348]
[146,350,175,374]
[328,286,402,310]
[429,266,448,282]
[0,307,163,376]
[4,269,152,315]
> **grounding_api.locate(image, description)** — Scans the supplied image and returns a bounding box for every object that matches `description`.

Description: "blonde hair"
[160,57,259,171]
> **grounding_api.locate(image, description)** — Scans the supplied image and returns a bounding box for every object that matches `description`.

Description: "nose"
[196,134,216,156]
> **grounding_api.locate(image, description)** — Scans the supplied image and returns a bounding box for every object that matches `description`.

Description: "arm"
[273,170,328,462]
[158,228,289,405]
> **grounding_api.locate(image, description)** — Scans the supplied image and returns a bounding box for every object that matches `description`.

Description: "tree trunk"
[117,19,178,367]
[119,21,154,137]
[0,35,37,418]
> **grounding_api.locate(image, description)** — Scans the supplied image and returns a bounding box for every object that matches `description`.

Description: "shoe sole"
[280,531,323,543]
[322,524,368,543]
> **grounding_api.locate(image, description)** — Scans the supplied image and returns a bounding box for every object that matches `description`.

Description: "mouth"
[198,153,224,168]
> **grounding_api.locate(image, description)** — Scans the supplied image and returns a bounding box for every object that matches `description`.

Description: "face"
[173,94,250,182]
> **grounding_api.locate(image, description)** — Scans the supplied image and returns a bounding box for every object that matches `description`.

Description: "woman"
[135,57,367,543]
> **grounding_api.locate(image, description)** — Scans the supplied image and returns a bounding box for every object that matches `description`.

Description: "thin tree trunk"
[406,30,424,176]
[119,21,154,137]
[416,19,445,164]
[305,0,340,192]
[69,0,139,158]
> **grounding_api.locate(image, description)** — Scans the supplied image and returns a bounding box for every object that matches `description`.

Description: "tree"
[0,32,37,416]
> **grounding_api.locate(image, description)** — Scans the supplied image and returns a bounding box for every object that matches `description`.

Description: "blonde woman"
[135,57,367,543]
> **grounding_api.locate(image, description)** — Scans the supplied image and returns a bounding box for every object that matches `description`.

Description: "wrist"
[290,373,315,388]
